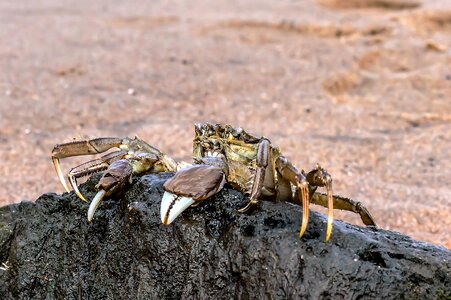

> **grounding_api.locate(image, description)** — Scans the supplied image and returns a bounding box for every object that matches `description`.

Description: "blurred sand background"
[0,0,450,247]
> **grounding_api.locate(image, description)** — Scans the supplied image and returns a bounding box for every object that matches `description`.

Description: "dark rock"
[0,173,450,299]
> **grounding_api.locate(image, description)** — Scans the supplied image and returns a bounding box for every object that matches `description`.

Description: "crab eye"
[231,127,243,138]
[195,124,202,135]
[212,140,222,150]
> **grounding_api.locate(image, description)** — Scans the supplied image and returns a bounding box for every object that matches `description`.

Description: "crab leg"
[51,138,124,192]
[310,193,376,226]
[325,182,333,241]
[305,165,334,241]
[52,157,71,193]
[67,150,127,201]
[275,156,310,239]
[238,139,270,213]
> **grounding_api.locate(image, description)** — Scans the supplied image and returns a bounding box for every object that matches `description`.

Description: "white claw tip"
[87,190,106,222]
[161,191,195,225]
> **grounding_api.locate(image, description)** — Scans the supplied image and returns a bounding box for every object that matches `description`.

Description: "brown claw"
[161,164,226,225]
[163,164,226,201]
[95,159,133,195]
[87,159,133,222]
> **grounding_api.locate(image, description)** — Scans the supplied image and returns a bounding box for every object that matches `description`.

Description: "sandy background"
[0,0,450,248]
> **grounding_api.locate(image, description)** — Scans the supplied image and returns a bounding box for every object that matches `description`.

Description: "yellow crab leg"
[298,183,310,239]
[68,174,87,202]
[325,181,334,242]
[52,157,71,193]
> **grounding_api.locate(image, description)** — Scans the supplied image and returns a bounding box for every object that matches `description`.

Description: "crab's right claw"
[87,159,133,222]
[161,164,226,225]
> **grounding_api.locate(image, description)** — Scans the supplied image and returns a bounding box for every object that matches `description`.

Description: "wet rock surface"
[0,173,450,299]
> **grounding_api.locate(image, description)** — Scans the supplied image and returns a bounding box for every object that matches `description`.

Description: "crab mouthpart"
[161,191,195,225]
[88,189,106,222]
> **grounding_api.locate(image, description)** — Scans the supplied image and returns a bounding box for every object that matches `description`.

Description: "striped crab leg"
[51,138,124,194]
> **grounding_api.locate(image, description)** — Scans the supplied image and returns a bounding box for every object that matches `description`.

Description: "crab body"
[51,123,376,241]
[192,124,290,202]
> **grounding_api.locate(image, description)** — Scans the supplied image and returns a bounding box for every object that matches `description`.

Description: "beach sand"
[0,0,450,247]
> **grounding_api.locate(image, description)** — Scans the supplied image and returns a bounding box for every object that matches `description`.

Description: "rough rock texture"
[0,173,450,299]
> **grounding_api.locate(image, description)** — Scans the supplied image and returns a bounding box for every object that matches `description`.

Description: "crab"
[52,123,376,241]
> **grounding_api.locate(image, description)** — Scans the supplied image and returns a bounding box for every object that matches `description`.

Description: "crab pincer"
[88,159,133,222]
[161,165,226,225]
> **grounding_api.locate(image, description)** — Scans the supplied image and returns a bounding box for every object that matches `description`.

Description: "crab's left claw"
[87,159,133,222]
[161,164,226,225]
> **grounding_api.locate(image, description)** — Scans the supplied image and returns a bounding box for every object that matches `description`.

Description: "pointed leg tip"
[298,183,310,240]
[69,175,87,202]
[52,157,71,193]
[237,199,258,213]
[298,228,306,239]
[326,185,333,242]
[325,229,332,242]
[325,216,333,242]
[75,190,88,202]
[298,218,308,239]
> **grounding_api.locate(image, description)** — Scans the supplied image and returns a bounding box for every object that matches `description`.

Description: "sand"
[0,0,450,247]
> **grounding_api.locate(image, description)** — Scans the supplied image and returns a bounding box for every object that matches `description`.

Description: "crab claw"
[161,164,226,225]
[88,190,106,222]
[160,192,195,225]
[87,159,133,222]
